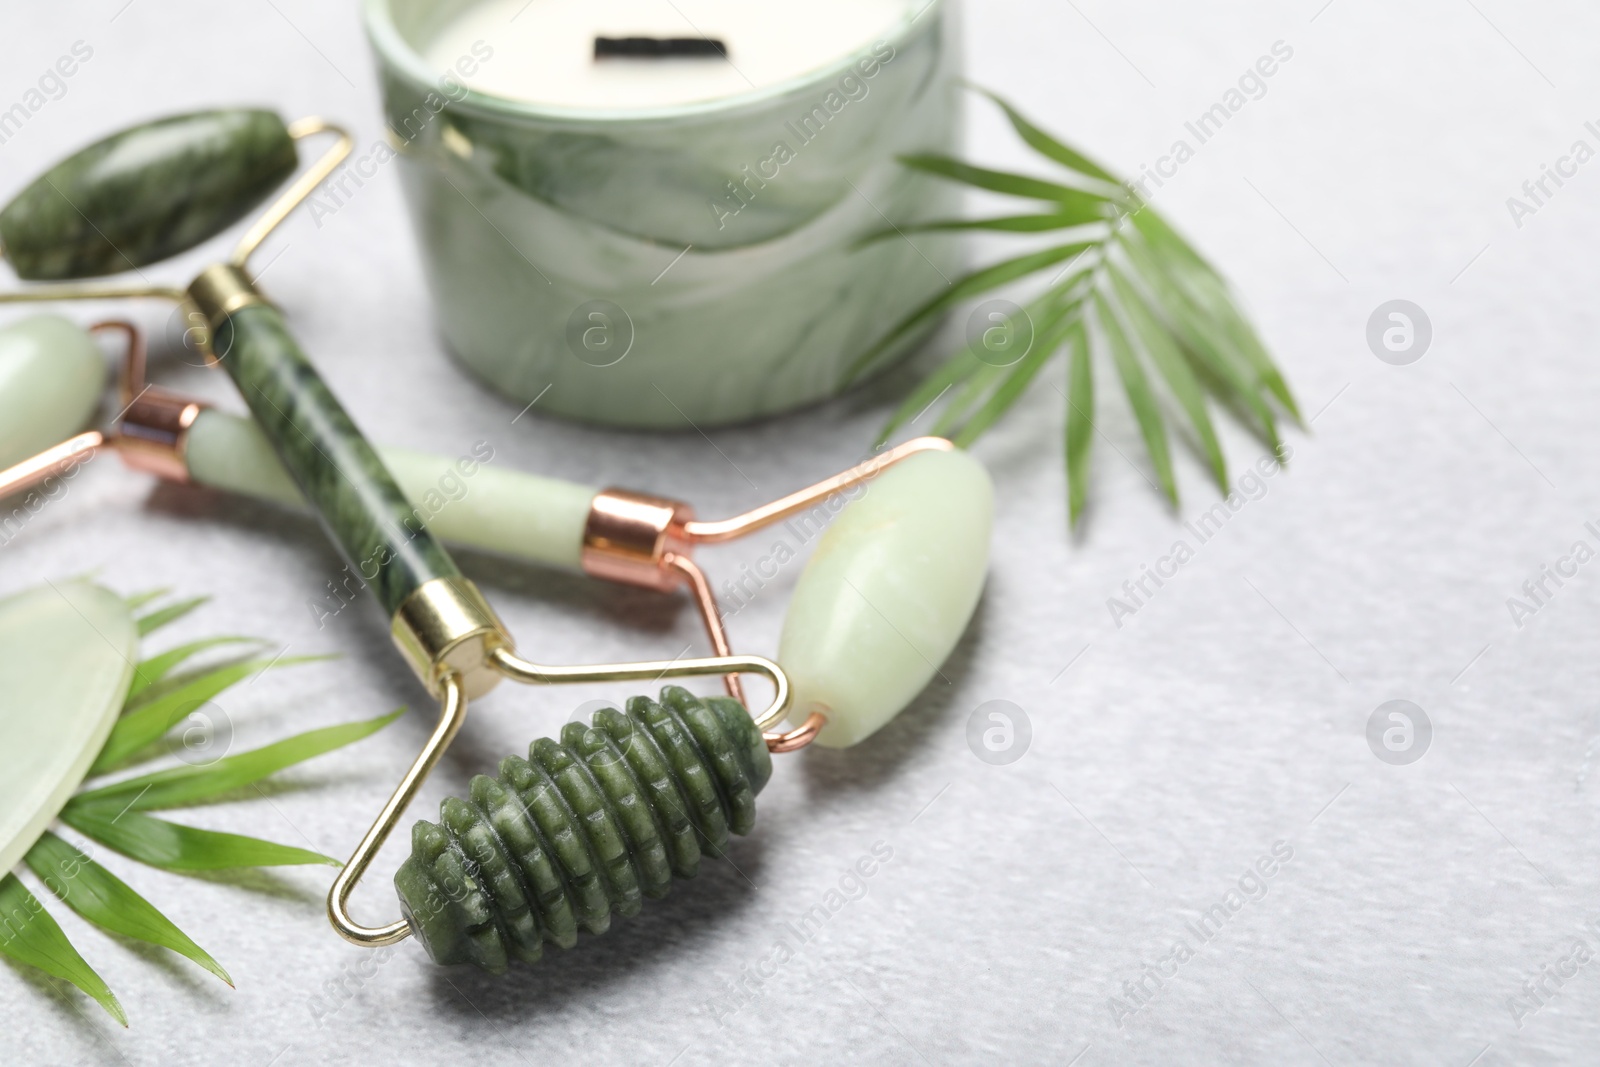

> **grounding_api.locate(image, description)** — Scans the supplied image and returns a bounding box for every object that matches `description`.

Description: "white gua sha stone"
[0,316,993,748]
[0,580,137,874]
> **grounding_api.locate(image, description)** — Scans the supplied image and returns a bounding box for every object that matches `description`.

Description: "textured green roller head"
[0,109,296,279]
[395,687,772,972]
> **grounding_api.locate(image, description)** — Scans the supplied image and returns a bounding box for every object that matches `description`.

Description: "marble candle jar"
[363,0,960,428]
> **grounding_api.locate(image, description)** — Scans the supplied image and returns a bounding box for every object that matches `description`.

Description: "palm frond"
[95,653,334,773]
[1063,322,1095,524]
[0,873,125,1026]
[861,89,1299,524]
[25,832,231,987]
[134,595,209,636]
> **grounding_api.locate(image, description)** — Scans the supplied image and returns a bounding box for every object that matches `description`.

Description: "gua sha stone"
[0,110,296,280]
[0,581,136,876]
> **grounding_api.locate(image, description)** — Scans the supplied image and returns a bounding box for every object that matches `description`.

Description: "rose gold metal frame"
[0,320,207,500]
[579,435,955,751]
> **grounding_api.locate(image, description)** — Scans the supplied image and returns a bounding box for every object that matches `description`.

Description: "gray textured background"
[5,1,1600,1064]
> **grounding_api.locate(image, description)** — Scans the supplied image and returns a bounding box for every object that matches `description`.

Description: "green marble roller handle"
[0,110,297,280]
[211,300,461,617]
[183,407,597,571]
[396,686,770,972]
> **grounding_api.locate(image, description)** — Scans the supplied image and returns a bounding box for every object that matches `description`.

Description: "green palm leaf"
[1108,265,1228,491]
[0,873,126,1025]
[135,595,209,636]
[877,347,993,445]
[1063,322,1094,524]
[1113,226,1281,449]
[127,636,265,701]
[1127,208,1299,419]
[953,296,1083,447]
[863,89,1298,524]
[930,362,1011,438]
[59,806,336,871]
[971,86,1122,187]
[75,710,402,812]
[845,241,1095,383]
[898,154,1112,207]
[123,588,171,612]
[94,654,331,773]
[0,585,395,1023]
[25,832,230,986]
[856,210,1106,244]
[1094,290,1177,504]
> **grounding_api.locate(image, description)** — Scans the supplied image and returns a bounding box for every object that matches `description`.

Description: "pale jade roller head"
[0,314,103,471]
[778,447,991,746]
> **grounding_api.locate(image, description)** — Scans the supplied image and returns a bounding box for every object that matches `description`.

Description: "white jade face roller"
[0,314,993,749]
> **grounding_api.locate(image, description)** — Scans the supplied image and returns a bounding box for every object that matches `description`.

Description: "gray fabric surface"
[5,1,1599,1064]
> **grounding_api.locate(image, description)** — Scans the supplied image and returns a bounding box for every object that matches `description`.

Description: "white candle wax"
[424,0,914,110]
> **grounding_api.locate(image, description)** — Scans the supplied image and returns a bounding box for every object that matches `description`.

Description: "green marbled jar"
[363,0,961,428]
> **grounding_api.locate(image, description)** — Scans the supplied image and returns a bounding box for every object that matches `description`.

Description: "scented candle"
[364,0,959,427]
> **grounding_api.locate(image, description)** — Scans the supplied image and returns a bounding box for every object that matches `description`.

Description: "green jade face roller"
[0,112,992,971]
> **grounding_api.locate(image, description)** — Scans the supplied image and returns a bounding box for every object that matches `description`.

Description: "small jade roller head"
[0,109,298,280]
[0,313,103,470]
[777,446,992,747]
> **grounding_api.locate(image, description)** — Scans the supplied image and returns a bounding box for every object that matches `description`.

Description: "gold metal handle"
[328,673,467,947]
[231,118,352,267]
[485,646,789,730]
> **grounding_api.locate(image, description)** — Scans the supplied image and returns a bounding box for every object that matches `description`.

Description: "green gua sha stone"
[0,109,296,280]
[395,687,771,972]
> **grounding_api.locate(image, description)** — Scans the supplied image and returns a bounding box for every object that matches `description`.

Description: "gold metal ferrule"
[185,262,267,346]
[390,576,510,699]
